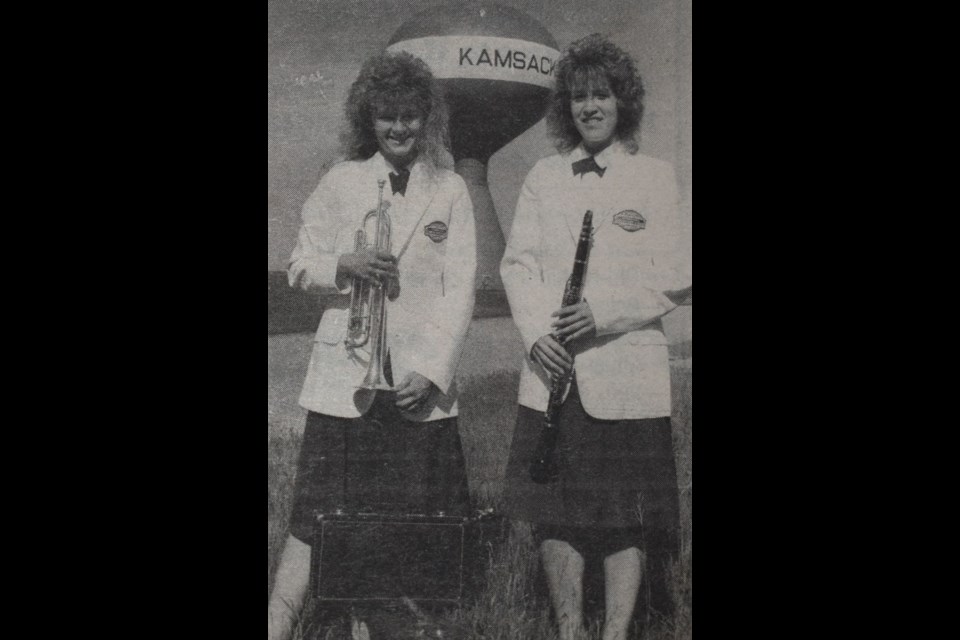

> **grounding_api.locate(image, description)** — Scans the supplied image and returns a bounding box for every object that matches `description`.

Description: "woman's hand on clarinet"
[337,250,400,299]
[550,299,596,344]
[532,334,573,379]
[395,372,435,412]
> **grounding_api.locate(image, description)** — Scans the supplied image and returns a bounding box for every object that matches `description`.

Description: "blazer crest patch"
[424,220,448,243]
[613,209,646,231]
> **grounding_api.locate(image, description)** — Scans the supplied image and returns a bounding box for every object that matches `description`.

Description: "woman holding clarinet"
[500,34,691,640]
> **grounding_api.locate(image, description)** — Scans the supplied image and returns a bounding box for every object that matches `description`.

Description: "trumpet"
[344,179,393,390]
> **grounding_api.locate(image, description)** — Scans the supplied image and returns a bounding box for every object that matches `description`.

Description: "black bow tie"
[571,156,606,178]
[389,170,410,196]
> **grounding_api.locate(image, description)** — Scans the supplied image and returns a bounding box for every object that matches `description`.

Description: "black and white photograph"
[267,1,692,638]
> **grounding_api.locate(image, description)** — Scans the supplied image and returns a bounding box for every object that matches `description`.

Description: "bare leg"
[268,534,312,640]
[541,539,586,640]
[350,618,370,640]
[601,547,643,640]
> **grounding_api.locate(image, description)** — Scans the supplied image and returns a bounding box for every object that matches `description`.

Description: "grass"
[268,359,692,639]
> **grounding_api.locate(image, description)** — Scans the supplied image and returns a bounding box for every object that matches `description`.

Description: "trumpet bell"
[357,324,392,390]
[347,179,393,390]
[357,376,393,391]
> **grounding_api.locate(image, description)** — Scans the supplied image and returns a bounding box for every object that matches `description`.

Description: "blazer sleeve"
[500,164,560,355]
[287,169,353,295]
[406,177,477,395]
[589,162,692,336]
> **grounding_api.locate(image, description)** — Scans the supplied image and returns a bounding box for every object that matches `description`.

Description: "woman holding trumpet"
[268,51,476,640]
[500,34,691,640]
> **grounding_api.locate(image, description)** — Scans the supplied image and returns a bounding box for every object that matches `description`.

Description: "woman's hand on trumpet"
[337,250,400,299]
[394,372,435,412]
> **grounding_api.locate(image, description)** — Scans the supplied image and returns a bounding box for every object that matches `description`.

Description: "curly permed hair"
[546,33,645,154]
[340,51,451,170]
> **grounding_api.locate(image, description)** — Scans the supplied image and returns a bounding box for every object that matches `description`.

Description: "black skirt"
[288,393,471,544]
[502,378,680,555]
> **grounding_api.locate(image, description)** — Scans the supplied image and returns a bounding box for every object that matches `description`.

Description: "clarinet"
[529,210,594,484]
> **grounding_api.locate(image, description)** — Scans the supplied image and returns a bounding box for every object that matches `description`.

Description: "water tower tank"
[387,2,559,292]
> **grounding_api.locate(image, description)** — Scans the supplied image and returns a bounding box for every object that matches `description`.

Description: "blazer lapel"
[562,148,590,246]
[390,161,439,260]
[564,142,627,240]
[360,153,395,229]
[563,202,584,247]
[564,151,609,248]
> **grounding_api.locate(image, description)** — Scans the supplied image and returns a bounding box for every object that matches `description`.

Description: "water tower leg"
[454,158,505,291]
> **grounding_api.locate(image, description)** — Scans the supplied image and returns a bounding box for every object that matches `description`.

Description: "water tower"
[387,2,559,293]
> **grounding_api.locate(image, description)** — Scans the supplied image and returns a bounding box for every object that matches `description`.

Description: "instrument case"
[311,510,499,604]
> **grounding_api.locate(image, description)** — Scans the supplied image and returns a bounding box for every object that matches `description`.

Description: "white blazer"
[500,142,691,420]
[288,153,477,421]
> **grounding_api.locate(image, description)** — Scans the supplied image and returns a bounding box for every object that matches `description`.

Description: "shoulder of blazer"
[533,152,571,174]
[315,158,364,190]
[433,166,463,188]
[621,152,674,179]
[519,152,569,190]
[422,166,470,201]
